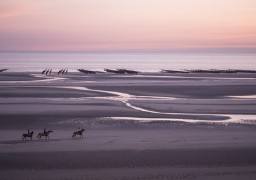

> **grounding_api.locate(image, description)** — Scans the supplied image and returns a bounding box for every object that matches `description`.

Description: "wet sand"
[1,148,256,180]
[0,72,256,179]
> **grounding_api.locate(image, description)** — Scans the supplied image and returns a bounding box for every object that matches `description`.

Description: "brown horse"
[72,129,85,139]
[37,130,53,139]
[22,131,34,140]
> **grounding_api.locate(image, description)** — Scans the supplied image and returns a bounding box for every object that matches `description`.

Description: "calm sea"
[0,51,256,72]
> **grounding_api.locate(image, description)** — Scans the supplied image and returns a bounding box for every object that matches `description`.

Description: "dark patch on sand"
[1,148,256,170]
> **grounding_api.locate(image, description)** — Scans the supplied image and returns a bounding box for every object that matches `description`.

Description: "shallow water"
[1,52,256,72]
[1,73,255,125]
[26,84,256,124]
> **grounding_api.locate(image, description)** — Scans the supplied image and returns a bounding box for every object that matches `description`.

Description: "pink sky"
[0,0,256,52]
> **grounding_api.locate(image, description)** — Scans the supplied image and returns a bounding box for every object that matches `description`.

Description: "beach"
[0,72,256,180]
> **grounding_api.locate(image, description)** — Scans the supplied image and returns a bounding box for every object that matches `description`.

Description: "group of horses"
[22,129,85,141]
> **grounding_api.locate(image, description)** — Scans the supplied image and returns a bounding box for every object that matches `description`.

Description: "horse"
[37,130,53,139]
[72,129,85,139]
[22,131,34,140]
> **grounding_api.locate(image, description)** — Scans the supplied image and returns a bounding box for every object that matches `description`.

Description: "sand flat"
[0,72,256,179]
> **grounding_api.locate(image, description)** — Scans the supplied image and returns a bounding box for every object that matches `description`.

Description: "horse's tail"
[72,132,75,138]
[22,134,25,140]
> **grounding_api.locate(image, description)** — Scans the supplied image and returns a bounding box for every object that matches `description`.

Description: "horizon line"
[1,48,256,54]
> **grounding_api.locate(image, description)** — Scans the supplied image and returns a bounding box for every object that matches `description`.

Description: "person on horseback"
[22,129,34,140]
[72,128,85,139]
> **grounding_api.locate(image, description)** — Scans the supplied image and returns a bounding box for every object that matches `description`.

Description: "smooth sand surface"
[1,129,256,152]
[0,72,256,179]
[1,149,256,180]
[1,166,256,180]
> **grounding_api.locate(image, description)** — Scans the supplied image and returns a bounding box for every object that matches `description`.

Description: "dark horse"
[37,130,53,139]
[22,131,34,140]
[72,129,85,139]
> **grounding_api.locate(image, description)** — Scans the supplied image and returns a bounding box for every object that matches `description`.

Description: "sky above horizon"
[0,0,256,52]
